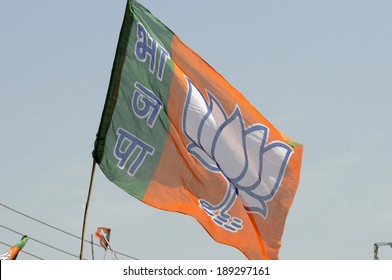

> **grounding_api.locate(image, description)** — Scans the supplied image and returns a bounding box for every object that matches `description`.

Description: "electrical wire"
[0,224,83,259]
[0,202,80,240]
[0,202,138,260]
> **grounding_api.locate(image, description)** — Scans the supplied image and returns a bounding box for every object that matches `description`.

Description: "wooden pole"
[79,159,97,260]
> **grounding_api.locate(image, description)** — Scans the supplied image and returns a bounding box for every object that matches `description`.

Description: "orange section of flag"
[142,35,303,259]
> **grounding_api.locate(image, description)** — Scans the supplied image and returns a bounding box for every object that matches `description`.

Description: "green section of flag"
[93,0,174,199]
[16,235,29,250]
[286,141,302,149]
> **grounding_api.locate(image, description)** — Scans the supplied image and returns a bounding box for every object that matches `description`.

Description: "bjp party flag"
[0,235,29,260]
[93,0,303,259]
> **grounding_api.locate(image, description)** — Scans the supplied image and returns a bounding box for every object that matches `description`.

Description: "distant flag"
[95,227,111,250]
[93,0,303,259]
[0,235,29,260]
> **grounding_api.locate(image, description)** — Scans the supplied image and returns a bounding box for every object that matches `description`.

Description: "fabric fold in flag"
[93,0,303,259]
[0,235,29,260]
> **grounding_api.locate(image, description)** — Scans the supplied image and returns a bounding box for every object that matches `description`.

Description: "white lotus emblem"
[183,77,293,232]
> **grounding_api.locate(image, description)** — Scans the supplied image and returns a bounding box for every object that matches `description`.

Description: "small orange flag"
[95,227,111,250]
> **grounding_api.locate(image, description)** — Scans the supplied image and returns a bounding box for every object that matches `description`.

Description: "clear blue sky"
[1,0,392,260]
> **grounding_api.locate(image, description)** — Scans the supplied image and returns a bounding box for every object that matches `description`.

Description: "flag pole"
[101,231,118,260]
[79,159,97,260]
[91,234,95,260]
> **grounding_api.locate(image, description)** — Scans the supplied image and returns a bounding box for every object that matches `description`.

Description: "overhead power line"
[0,202,80,240]
[0,224,83,259]
[0,202,138,260]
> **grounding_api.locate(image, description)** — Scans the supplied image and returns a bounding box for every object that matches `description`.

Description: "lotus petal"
[183,78,209,145]
[250,143,292,198]
[198,92,227,155]
[212,108,247,181]
[234,125,268,188]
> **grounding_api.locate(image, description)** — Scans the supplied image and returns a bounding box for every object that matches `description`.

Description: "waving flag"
[93,0,303,259]
[0,235,29,260]
[95,227,111,250]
